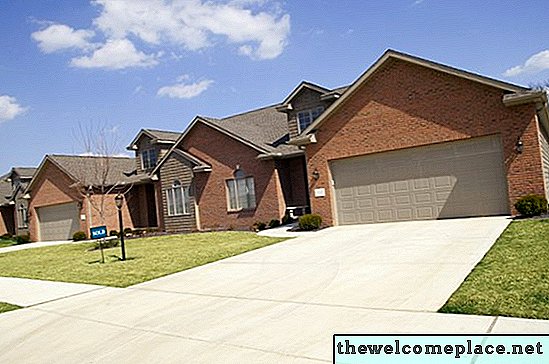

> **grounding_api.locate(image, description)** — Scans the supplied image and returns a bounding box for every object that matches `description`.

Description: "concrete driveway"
[2,216,549,363]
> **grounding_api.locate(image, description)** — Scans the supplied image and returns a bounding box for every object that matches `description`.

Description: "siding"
[539,121,549,200]
[287,88,334,138]
[159,152,197,232]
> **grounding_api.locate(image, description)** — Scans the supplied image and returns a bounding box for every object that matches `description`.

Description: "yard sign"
[90,225,107,240]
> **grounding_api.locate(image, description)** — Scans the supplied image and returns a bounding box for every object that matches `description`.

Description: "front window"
[18,204,28,229]
[141,149,158,170]
[166,180,190,216]
[297,106,324,133]
[226,176,256,211]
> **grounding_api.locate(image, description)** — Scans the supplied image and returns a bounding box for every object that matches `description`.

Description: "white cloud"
[504,50,549,77]
[70,38,159,70]
[31,24,95,53]
[413,0,425,5]
[157,77,213,99]
[0,95,27,122]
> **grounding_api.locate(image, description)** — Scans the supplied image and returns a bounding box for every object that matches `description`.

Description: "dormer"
[127,129,181,173]
[277,82,348,138]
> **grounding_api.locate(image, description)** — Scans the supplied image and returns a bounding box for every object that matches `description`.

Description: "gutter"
[256,150,305,160]
[288,133,317,146]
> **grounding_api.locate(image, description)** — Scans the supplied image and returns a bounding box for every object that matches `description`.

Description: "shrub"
[0,233,13,240]
[123,228,133,236]
[72,231,87,241]
[514,194,548,217]
[268,219,281,228]
[281,213,292,225]
[109,230,119,237]
[89,238,119,251]
[252,221,267,231]
[14,234,31,244]
[298,214,322,231]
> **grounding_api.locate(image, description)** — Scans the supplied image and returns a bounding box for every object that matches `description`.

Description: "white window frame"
[226,176,256,211]
[166,181,190,216]
[141,149,158,170]
[18,204,28,229]
[297,106,324,133]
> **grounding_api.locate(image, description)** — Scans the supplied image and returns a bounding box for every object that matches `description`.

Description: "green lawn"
[440,219,549,320]
[0,232,286,288]
[0,302,20,314]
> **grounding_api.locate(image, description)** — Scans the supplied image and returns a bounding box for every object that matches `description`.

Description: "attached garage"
[330,135,509,225]
[37,202,80,241]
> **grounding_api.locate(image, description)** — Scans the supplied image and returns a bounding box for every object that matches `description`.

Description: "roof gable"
[297,49,529,138]
[126,128,181,150]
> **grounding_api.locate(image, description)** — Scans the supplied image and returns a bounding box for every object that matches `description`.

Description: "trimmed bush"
[268,219,281,228]
[298,214,322,231]
[89,238,119,251]
[253,221,267,231]
[109,230,119,237]
[123,228,133,236]
[514,194,548,217]
[14,234,31,244]
[281,213,292,225]
[72,231,87,241]
[1,233,13,240]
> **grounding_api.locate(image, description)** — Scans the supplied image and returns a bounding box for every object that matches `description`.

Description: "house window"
[141,149,158,170]
[166,180,190,216]
[226,175,256,211]
[297,106,324,133]
[18,204,28,229]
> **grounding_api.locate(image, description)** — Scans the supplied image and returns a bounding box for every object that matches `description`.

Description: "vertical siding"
[539,122,549,200]
[158,152,197,232]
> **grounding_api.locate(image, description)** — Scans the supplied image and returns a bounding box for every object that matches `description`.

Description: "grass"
[0,232,286,288]
[440,219,549,320]
[0,302,20,314]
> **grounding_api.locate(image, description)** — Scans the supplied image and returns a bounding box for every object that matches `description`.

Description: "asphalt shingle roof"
[202,104,299,155]
[48,155,145,187]
[144,129,181,142]
[0,173,11,205]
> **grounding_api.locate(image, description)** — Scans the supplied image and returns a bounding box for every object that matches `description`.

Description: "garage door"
[37,203,80,241]
[330,135,509,225]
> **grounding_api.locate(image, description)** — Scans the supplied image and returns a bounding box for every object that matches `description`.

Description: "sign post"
[90,225,107,263]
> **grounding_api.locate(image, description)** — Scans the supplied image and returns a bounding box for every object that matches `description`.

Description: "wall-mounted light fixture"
[312,169,320,180]
[515,138,524,154]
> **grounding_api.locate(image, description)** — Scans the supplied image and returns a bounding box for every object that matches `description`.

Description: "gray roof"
[202,104,300,155]
[12,167,36,179]
[48,155,145,187]
[0,173,11,206]
[144,129,181,142]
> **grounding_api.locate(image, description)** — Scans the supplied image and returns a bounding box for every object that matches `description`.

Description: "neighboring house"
[0,167,36,236]
[25,155,156,242]
[149,101,336,231]
[290,50,549,225]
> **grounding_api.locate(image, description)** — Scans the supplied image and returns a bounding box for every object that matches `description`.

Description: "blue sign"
[90,225,107,240]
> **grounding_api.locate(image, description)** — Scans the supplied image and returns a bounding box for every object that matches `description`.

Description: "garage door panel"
[331,136,509,225]
[38,203,80,241]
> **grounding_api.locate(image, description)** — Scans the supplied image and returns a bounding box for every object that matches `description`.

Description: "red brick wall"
[86,193,134,235]
[182,122,284,230]
[306,59,543,225]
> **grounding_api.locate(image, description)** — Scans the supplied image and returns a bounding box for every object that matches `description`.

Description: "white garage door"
[331,135,509,225]
[37,203,80,241]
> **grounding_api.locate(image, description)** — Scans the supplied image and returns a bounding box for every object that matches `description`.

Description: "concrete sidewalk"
[0,240,75,254]
[0,277,105,306]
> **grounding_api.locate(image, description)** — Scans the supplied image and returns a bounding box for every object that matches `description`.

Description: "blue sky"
[1,0,548,173]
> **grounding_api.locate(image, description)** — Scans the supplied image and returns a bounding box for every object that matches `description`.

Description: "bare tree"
[529,79,549,91]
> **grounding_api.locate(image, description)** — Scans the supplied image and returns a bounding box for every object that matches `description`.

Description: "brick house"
[290,50,549,225]
[0,167,36,236]
[26,155,156,241]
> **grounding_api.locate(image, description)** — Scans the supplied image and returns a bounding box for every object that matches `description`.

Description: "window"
[141,149,158,170]
[18,204,28,229]
[166,180,190,216]
[297,106,324,133]
[226,176,256,211]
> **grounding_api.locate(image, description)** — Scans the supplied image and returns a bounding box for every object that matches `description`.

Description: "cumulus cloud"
[70,38,159,69]
[0,95,27,122]
[157,76,213,99]
[31,0,290,69]
[31,24,95,53]
[504,50,549,77]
